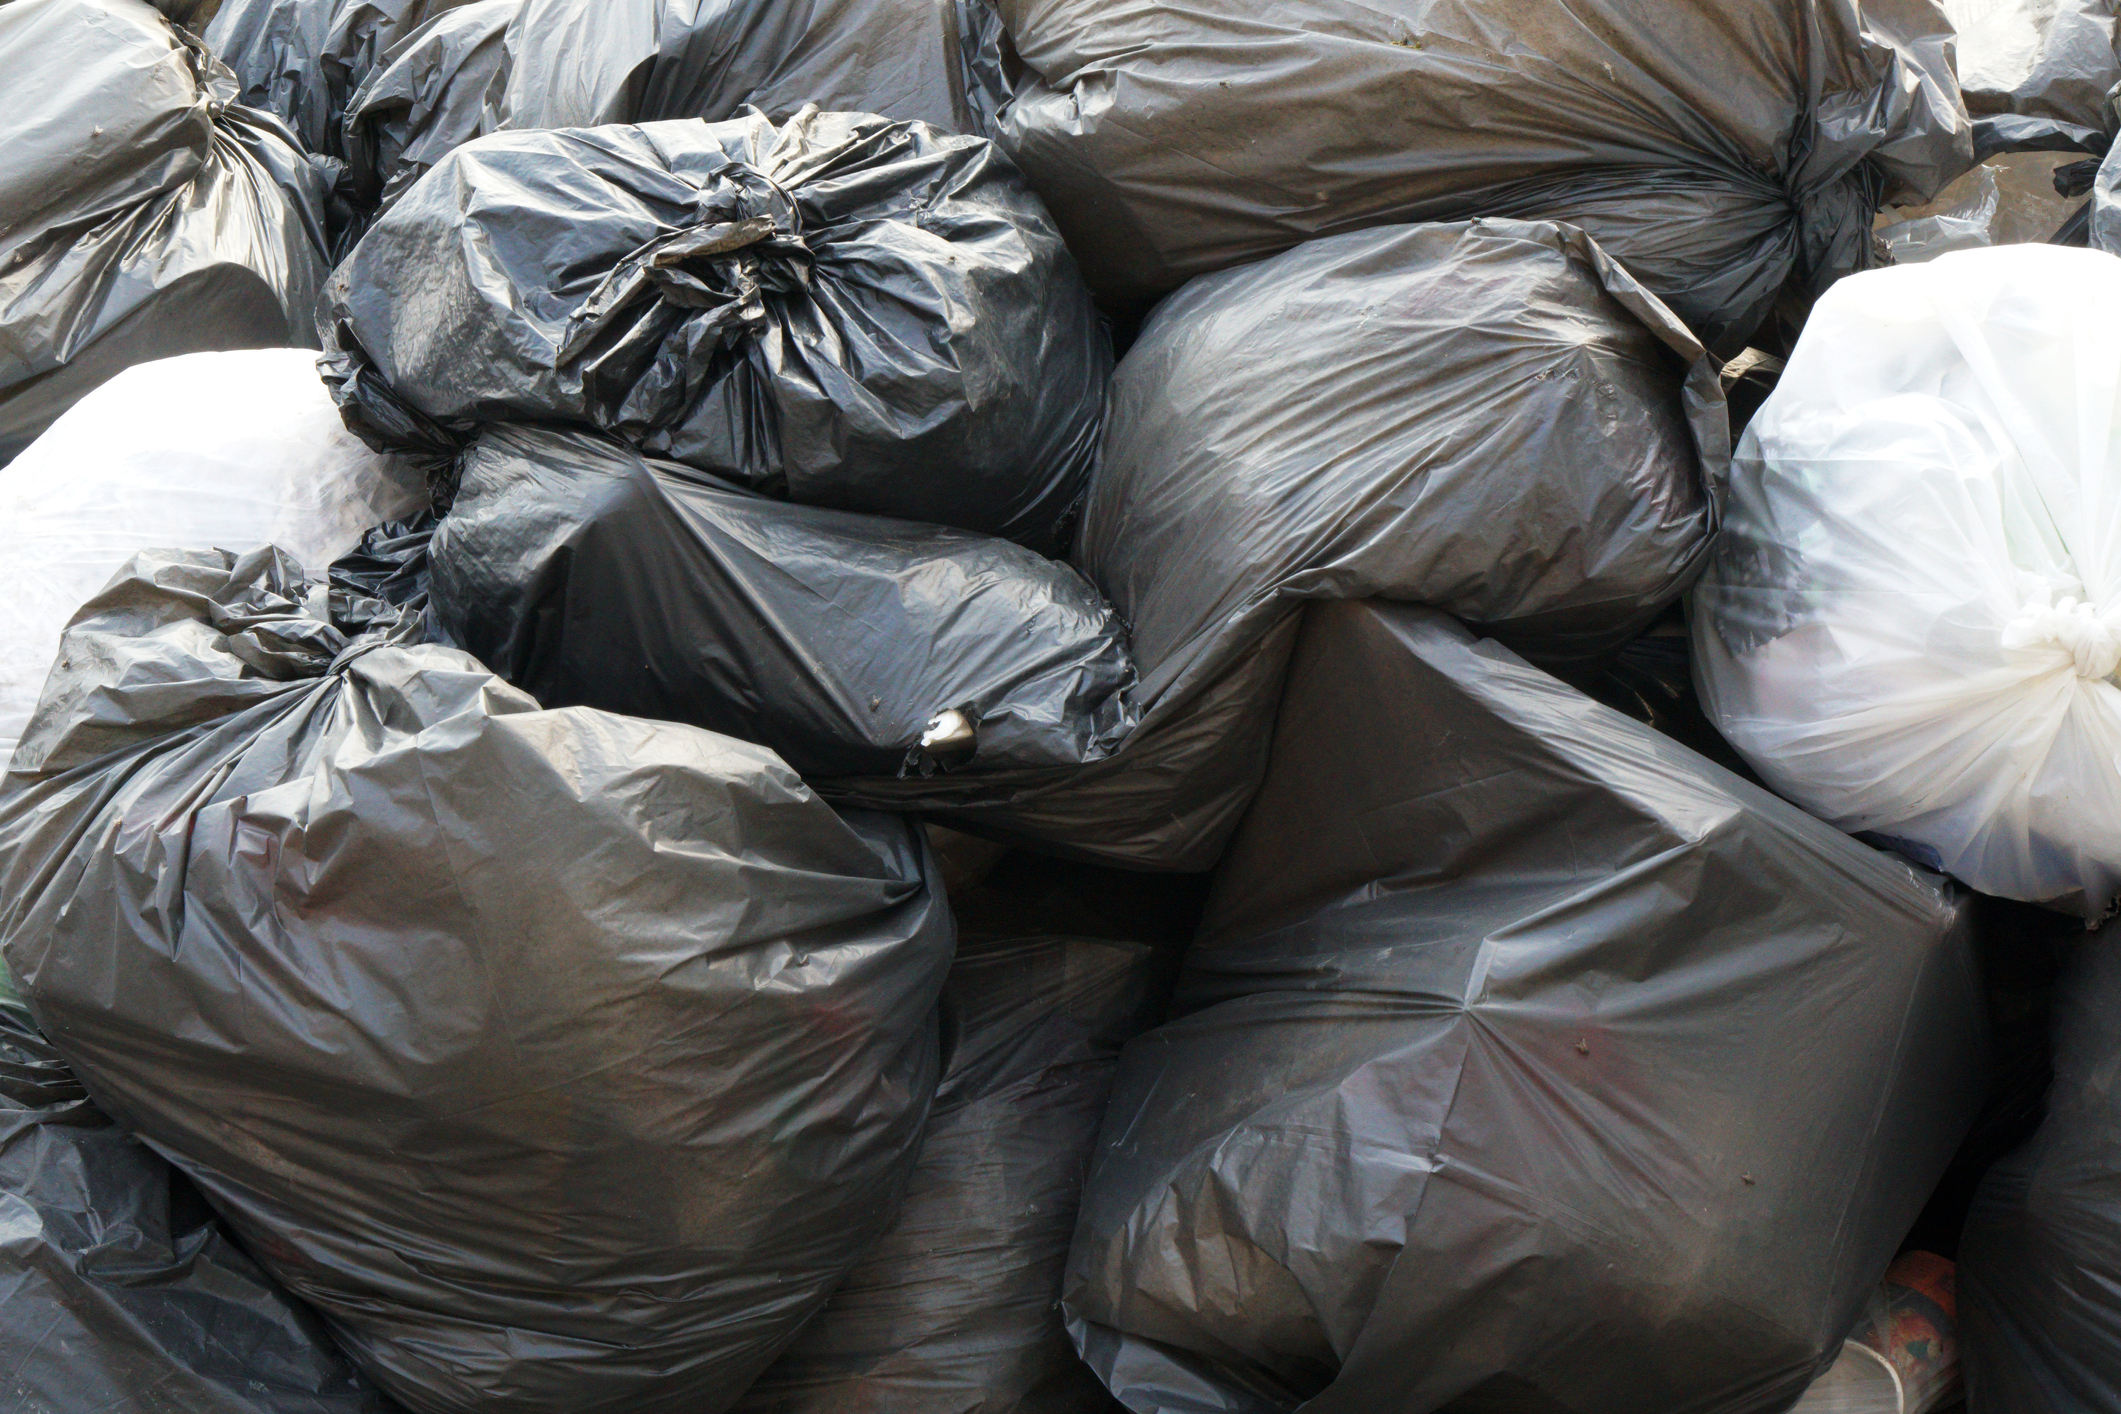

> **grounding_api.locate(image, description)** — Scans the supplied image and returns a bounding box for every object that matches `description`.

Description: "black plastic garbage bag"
[1959,923,2121,1412]
[411,423,1136,780]
[149,0,227,26]
[826,219,1722,871]
[203,0,478,163]
[0,546,954,1414]
[339,0,517,219]
[324,108,1106,553]
[0,0,330,464]
[1952,0,2120,139]
[992,0,1971,351]
[500,0,1010,139]
[0,998,399,1414]
[733,930,1166,1414]
[1583,614,1762,786]
[337,0,1009,243]
[1064,599,1990,1414]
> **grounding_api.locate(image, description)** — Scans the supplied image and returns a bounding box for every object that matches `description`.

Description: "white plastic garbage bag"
[0,347,424,761]
[1693,244,2121,916]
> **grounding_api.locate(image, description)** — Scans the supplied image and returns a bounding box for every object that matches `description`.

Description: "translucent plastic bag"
[0,348,424,761]
[1693,244,2121,915]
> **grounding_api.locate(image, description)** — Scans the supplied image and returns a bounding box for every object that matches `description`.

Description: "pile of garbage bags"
[0,347,423,759]
[990,0,1971,351]
[833,217,1723,867]
[16,0,2121,1409]
[216,0,1009,246]
[322,105,1106,553]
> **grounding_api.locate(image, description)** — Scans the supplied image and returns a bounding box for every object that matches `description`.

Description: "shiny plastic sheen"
[0,1002,400,1414]
[829,220,1722,870]
[1065,601,1988,1414]
[0,547,954,1414]
[422,424,1138,780]
[0,0,330,463]
[323,108,1108,554]
[993,0,1971,352]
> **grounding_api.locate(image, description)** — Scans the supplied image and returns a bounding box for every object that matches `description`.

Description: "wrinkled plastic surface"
[0,0,330,464]
[0,999,399,1414]
[203,0,479,162]
[1960,925,2121,1412]
[336,0,1009,239]
[0,546,953,1414]
[733,930,1163,1414]
[1065,599,1989,1414]
[1693,245,2121,915]
[829,219,1721,870]
[413,423,1135,779]
[1879,164,2002,260]
[2088,136,2121,251]
[325,108,1106,553]
[0,348,424,762]
[1945,0,2120,135]
[1880,151,2093,254]
[500,0,1009,138]
[993,0,1971,350]
[340,0,517,218]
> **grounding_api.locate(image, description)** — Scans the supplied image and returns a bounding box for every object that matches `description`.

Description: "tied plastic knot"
[2002,592,2121,680]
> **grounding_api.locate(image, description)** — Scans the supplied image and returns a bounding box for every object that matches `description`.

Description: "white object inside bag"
[0,349,425,763]
[1693,244,2121,915]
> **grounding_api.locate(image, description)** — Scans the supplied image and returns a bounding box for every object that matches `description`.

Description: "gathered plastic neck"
[2002,592,2121,680]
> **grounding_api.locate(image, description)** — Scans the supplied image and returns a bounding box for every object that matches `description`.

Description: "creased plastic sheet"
[732,928,1166,1414]
[499,0,1010,139]
[0,546,954,1414]
[0,997,401,1414]
[0,0,330,464]
[1877,150,2087,253]
[1878,163,2004,260]
[991,0,1972,351]
[339,0,517,220]
[827,219,1722,871]
[1692,244,2121,915]
[323,108,1107,554]
[410,423,1136,780]
[336,0,1010,241]
[203,0,481,162]
[2088,135,2121,250]
[1959,924,2121,1413]
[1064,599,1989,1414]
[0,348,425,763]
[1944,0,2120,136]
